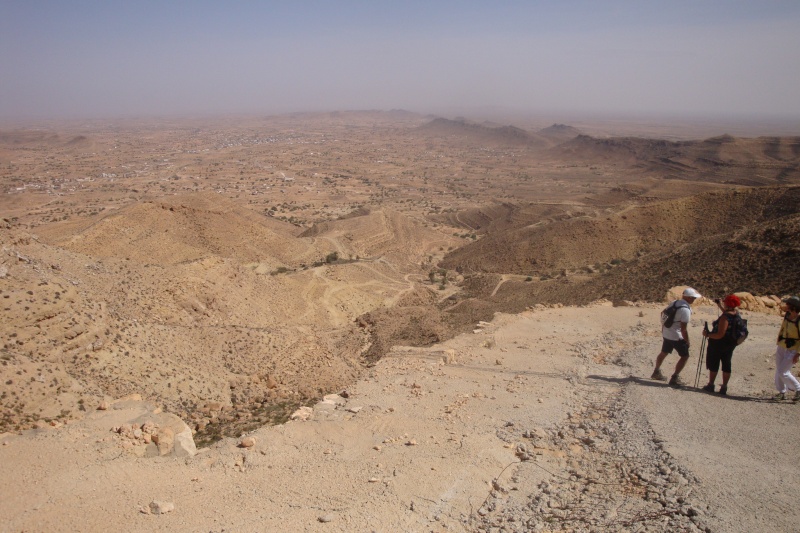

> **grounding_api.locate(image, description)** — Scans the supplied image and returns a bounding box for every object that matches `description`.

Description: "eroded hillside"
[0,196,459,440]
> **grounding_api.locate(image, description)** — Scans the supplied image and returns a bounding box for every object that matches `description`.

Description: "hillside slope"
[441,186,800,275]
[555,134,800,184]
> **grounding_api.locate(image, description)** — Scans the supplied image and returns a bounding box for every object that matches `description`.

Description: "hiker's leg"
[706,347,721,384]
[720,351,733,386]
[708,371,718,385]
[672,340,690,376]
[674,356,689,375]
[775,347,800,392]
[775,348,785,392]
[654,351,668,371]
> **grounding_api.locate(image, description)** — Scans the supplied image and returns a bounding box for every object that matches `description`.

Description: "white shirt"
[662,302,691,341]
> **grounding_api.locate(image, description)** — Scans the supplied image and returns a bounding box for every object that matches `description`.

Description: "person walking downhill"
[701,294,744,395]
[774,296,800,402]
[651,287,701,387]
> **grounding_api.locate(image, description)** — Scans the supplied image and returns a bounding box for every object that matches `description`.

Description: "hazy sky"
[2,1,799,120]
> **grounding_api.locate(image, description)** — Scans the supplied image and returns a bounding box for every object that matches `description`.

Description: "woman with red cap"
[701,294,745,395]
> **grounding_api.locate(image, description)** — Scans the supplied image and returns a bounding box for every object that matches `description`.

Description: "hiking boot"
[650,369,666,381]
[773,392,786,402]
[793,391,800,403]
[668,374,685,388]
[701,383,715,393]
[718,385,728,396]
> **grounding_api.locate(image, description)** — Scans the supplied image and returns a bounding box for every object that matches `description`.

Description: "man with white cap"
[651,287,702,387]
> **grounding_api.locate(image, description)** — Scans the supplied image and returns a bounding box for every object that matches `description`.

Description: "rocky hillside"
[0,200,457,439]
[555,134,800,184]
[440,186,800,276]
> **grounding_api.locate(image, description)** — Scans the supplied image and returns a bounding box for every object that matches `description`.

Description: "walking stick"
[694,322,708,388]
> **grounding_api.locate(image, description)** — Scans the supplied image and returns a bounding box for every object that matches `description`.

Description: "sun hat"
[723,294,741,308]
[682,287,701,298]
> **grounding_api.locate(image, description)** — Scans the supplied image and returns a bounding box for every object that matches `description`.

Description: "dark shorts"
[706,341,735,373]
[661,338,690,358]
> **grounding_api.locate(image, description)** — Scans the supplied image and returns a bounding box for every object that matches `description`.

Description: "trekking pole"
[694,322,708,388]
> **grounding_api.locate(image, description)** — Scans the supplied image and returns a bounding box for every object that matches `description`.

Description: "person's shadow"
[586,374,775,403]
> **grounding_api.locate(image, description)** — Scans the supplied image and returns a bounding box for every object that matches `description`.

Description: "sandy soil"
[2,301,797,532]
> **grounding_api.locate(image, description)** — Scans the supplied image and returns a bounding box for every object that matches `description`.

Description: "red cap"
[723,294,741,308]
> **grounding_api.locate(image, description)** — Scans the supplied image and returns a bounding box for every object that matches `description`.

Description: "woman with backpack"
[773,296,800,402]
[701,294,745,395]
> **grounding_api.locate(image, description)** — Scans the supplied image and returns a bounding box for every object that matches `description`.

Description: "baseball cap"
[682,287,701,298]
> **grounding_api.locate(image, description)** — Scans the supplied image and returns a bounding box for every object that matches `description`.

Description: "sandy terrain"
[2,300,797,532]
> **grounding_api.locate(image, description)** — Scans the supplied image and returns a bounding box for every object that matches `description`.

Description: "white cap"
[683,287,701,298]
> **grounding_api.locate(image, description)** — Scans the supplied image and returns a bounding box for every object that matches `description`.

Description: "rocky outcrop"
[109,401,197,458]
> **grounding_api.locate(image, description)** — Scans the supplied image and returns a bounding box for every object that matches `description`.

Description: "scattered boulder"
[109,410,199,458]
[154,427,175,456]
[173,427,197,457]
[239,436,256,448]
[290,406,313,421]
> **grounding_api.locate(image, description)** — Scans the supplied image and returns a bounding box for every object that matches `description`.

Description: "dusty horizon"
[2,109,800,141]
[2,2,799,121]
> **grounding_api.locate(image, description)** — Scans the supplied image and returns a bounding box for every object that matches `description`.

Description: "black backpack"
[721,313,748,346]
[661,300,688,328]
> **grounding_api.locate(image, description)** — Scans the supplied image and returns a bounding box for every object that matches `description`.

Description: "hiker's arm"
[680,322,690,347]
[704,316,728,340]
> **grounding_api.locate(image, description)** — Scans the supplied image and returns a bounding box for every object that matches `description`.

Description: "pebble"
[318,514,334,523]
[148,500,175,515]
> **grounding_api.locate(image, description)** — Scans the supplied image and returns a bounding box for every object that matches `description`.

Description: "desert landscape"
[1,110,800,531]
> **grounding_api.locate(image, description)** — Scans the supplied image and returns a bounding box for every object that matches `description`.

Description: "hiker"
[651,287,701,387]
[773,296,800,402]
[700,294,744,395]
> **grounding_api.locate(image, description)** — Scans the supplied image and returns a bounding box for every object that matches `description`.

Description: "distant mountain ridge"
[554,134,800,184]
[417,117,554,147]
